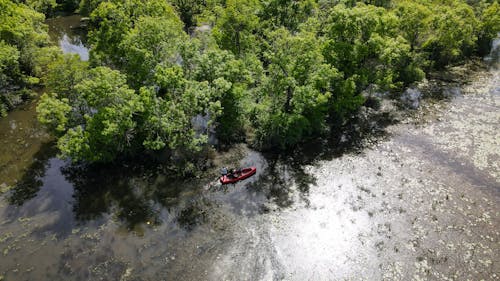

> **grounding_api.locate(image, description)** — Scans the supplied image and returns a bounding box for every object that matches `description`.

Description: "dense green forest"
[0,0,54,116]
[1,0,499,174]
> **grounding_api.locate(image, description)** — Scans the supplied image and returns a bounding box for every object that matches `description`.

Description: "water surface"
[46,15,89,61]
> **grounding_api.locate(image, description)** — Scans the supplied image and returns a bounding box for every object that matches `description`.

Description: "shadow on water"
[62,163,167,230]
[176,198,212,231]
[59,161,220,232]
[2,101,397,236]
[7,142,58,205]
[59,116,394,232]
[247,105,398,210]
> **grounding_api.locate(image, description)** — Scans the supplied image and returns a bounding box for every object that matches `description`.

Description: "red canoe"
[220,167,257,184]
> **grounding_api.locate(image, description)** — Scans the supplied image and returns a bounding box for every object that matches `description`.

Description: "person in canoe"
[230,168,241,178]
[221,167,239,178]
[220,166,257,184]
[221,167,229,176]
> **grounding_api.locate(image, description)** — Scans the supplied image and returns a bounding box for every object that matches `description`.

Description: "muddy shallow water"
[0,20,499,281]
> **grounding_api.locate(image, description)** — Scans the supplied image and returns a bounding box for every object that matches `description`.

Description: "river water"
[0,18,498,280]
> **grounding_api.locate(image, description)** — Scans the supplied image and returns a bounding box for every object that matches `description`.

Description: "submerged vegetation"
[2,0,499,174]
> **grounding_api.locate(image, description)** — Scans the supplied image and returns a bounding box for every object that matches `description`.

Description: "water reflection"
[485,32,500,67]
[36,148,315,233]
[246,156,314,209]
[0,99,52,187]
[46,15,89,61]
[57,161,231,233]
[63,163,168,230]
[7,142,57,205]
[176,198,211,230]
[59,34,89,61]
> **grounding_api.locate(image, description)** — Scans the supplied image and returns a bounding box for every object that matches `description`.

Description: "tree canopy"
[29,0,500,173]
[0,0,56,116]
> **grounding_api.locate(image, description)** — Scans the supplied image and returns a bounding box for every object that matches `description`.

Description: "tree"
[169,0,206,31]
[38,67,144,162]
[212,0,261,56]
[477,1,500,55]
[394,1,431,52]
[0,41,21,116]
[44,53,88,96]
[322,4,388,78]
[322,3,424,90]
[253,29,340,149]
[422,2,479,67]
[183,43,252,143]
[138,69,224,173]
[23,0,57,15]
[260,0,317,31]
[37,92,72,134]
[88,0,179,68]
[120,15,185,87]
[0,0,53,115]
[78,0,104,16]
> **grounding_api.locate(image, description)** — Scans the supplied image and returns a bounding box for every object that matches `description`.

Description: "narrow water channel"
[46,15,89,61]
[0,18,498,281]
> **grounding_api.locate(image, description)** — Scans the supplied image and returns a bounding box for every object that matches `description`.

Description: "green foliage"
[481,1,500,39]
[121,15,186,87]
[212,0,261,56]
[139,82,215,153]
[0,41,21,90]
[260,0,317,31]
[88,0,179,67]
[36,0,499,170]
[422,2,479,67]
[0,41,21,115]
[0,0,53,114]
[186,45,251,143]
[21,0,80,15]
[78,0,103,15]
[253,29,340,149]
[0,0,50,72]
[45,54,88,95]
[477,1,500,55]
[24,0,57,15]
[323,4,390,76]
[394,1,431,51]
[39,67,144,162]
[322,4,419,89]
[37,92,72,134]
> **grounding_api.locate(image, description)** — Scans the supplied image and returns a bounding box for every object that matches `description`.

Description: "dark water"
[0,18,499,280]
[0,97,52,190]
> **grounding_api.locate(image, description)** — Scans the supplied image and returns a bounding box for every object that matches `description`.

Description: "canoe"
[220,167,257,184]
